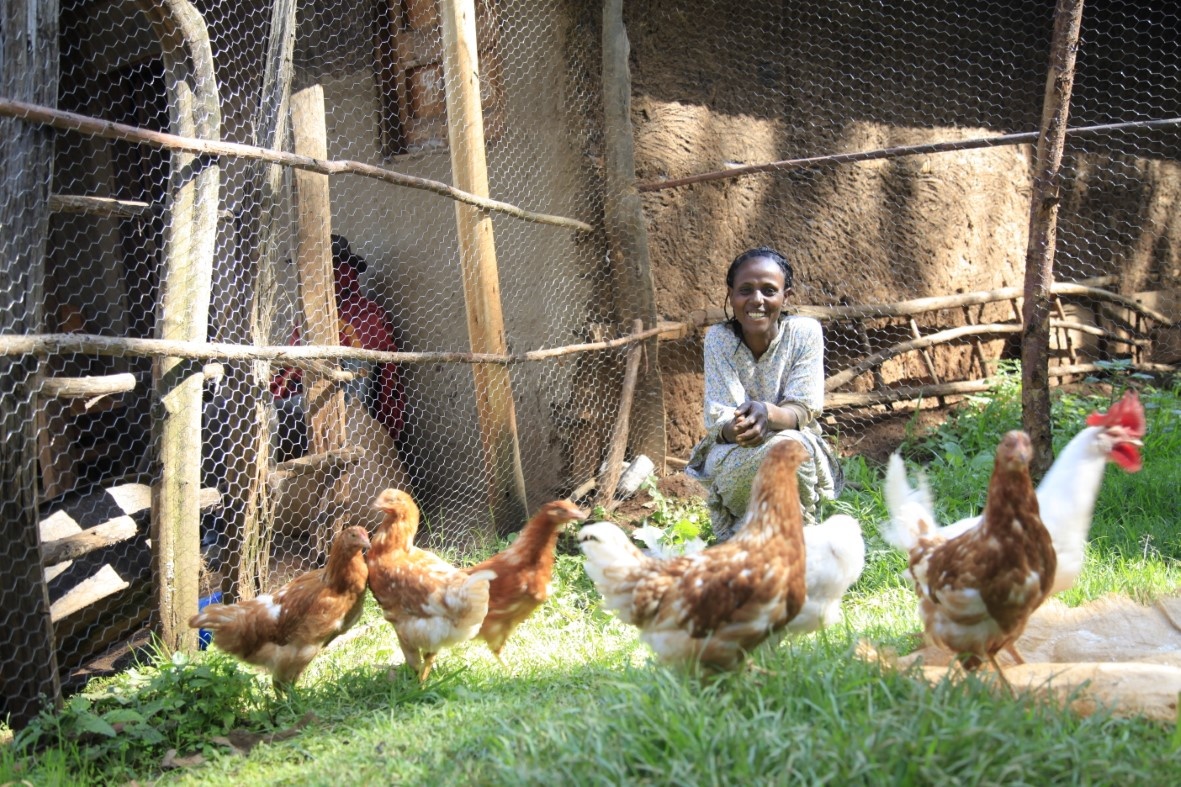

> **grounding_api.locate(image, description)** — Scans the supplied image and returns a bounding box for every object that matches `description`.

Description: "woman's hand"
[731,400,769,446]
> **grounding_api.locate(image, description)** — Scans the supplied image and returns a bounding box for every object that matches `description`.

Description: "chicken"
[469,499,587,662]
[785,514,866,635]
[896,430,1055,686]
[884,389,1146,595]
[577,440,807,672]
[188,525,371,690]
[366,488,496,681]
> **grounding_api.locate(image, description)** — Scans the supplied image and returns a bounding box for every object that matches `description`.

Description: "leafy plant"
[627,476,712,555]
[9,638,282,776]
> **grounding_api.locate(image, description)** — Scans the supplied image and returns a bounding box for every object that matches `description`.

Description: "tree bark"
[1022,0,1085,479]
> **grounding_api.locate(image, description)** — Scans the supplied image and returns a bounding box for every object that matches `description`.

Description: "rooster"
[188,526,371,690]
[470,499,587,663]
[890,430,1055,687]
[884,389,1146,595]
[577,440,807,672]
[366,488,496,681]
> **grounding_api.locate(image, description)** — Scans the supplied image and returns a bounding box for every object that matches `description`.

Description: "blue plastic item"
[197,591,222,650]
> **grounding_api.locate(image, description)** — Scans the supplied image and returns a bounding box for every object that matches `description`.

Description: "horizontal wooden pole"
[638,117,1181,192]
[41,517,138,567]
[49,193,151,218]
[0,96,592,233]
[1,322,668,366]
[826,361,1173,409]
[37,372,137,398]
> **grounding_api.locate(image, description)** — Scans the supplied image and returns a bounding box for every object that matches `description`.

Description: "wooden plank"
[291,84,348,557]
[0,0,62,727]
[602,0,666,469]
[440,0,528,534]
[1021,0,1085,478]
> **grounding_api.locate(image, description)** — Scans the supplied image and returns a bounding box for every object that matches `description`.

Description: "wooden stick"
[665,276,1130,325]
[824,361,1171,410]
[49,194,151,217]
[637,117,1181,192]
[596,319,646,509]
[0,96,592,233]
[1022,0,1086,479]
[909,318,945,407]
[37,373,137,399]
[826,323,1022,391]
[1,323,672,364]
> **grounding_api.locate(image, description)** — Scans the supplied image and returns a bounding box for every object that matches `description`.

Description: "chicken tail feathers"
[188,603,244,632]
[881,453,936,552]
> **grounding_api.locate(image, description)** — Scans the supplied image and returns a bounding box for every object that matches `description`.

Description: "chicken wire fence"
[1,0,1178,717]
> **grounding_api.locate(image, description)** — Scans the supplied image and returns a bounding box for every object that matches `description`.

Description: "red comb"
[1085,389,1146,438]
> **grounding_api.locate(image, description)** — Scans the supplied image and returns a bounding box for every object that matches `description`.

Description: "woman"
[686,247,842,540]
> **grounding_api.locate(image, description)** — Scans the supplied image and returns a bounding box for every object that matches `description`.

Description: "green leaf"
[73,714,119,739]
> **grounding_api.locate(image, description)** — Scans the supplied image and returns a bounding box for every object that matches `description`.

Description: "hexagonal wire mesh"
[3,0,1177,705]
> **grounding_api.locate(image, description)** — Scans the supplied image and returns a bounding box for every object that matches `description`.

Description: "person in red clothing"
[271,235,405,459]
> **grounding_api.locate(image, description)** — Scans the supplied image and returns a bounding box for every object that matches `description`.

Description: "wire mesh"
[1,0,1177,706]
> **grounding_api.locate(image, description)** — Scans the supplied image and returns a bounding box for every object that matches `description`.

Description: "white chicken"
[787,514,866,635]
[883,389,1146,596]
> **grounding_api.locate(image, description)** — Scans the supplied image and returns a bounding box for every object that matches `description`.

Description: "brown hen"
[188,526,371,690]
[906,430,1056,687]
[577,440,807,672]
[470,499,587,662]
[366,488,495,681]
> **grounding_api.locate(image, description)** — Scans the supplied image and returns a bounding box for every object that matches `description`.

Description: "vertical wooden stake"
[440,0,528,532]
[291,85,348,558]
[602,0,666,468]
[596,319,645,509]
[1022,0,1085,479]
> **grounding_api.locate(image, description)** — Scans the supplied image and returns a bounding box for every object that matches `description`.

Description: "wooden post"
[602,0,666,469]
[596,320,645,508]
[291,85,348,558]
[1022,0,1085,479]
[143,0,221,653]
[439,0,528,532]
[0,0,62,728]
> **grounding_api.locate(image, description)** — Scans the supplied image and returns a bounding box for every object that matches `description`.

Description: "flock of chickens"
[190,390,1146,692]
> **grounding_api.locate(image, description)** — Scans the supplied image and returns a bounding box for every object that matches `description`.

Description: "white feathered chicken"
[883,389,1146,596]
[787,514,866,634]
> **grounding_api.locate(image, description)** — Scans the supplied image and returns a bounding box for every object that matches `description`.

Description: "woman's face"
[728,256,788,336]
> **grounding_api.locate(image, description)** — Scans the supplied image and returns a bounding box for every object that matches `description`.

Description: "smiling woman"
[686,247,844,539]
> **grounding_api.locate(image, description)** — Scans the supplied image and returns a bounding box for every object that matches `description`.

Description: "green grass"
[4,375,1180,785]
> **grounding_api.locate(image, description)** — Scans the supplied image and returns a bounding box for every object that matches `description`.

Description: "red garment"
[271,293,405,440]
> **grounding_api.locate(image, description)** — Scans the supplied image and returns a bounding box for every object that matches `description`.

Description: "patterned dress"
[686,316,841,539]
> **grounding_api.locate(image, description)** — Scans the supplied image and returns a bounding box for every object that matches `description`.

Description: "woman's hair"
[725,246,794,290]
[723,246,794,338]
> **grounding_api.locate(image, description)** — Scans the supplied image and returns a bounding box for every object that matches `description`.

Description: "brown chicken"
[188,526,371,690]
[577,440,808,672]
[905,430,1055,687]
[469,499,587,662]
[366,488,496,681]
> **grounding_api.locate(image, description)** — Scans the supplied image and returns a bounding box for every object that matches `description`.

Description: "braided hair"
[724,246,794,337]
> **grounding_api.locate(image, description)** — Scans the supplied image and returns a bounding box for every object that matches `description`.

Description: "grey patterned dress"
[686,316,841,539]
